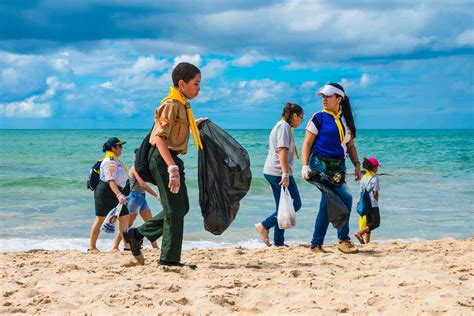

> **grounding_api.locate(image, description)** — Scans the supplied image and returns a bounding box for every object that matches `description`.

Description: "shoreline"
[1,238,473,314]
[0,236,465,253]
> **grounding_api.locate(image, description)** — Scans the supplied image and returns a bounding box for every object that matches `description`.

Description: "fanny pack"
[317,155,346,185]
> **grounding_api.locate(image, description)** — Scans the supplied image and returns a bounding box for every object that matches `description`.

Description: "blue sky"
[0,0,473,129]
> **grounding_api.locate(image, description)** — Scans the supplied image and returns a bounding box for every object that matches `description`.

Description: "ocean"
[0,129,473,252]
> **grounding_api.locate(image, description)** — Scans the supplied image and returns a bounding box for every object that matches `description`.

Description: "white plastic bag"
[277,187,296,229]
[100,203,123,233]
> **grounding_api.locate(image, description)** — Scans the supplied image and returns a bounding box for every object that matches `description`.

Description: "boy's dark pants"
[137,149,189,262]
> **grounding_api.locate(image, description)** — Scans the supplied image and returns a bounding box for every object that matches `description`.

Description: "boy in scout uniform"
[123,62,206,268]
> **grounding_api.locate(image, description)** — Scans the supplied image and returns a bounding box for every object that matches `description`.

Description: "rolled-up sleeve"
[154,101,178,139]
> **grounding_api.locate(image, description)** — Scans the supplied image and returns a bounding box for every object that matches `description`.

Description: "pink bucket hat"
[368,157,382,168]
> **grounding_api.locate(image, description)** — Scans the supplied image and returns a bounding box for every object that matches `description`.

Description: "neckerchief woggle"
[322,108,345,143]
[278,118,299,159]
[104,151,128,172]
[162,87,203,151]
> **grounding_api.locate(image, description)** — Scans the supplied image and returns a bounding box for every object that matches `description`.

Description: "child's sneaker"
[354,232,365,244]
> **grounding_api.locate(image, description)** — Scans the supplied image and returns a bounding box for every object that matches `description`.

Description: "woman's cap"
[368,157,382,167]
[105,137,126,147]
[317,84,345,98]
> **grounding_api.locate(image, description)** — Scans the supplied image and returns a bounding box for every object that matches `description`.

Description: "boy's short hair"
[172,62,201,87]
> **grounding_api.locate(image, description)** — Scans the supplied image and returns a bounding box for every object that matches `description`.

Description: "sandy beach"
[1,238,473,315]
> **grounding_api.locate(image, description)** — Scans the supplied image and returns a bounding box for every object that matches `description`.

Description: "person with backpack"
[255,102,304,247]
[122,62,207,268]
[89,137,130,253]
[301,83,361,254]
[355,157,382,244]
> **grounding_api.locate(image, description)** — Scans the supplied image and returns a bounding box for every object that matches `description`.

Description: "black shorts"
[94,181,129,217]
[366,207,380,231]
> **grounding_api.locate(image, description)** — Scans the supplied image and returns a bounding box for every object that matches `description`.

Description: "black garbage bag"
[307,169,350,229]
[198,120,252,235]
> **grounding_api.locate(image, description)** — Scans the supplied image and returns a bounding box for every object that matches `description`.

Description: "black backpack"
[134,129,157,185]
[86,160,103,191]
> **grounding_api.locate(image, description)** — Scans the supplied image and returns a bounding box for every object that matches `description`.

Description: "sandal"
[87,248,100,253]
[354,232,365,244]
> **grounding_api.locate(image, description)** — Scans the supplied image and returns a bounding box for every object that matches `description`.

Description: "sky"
[0,0,473,129]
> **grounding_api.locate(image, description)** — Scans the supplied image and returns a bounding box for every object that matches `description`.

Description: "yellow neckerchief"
[278,118,300,159]
[364,170,376,179]
[322,108,344,143]
[104,151,128,172]
[161,87,203,150]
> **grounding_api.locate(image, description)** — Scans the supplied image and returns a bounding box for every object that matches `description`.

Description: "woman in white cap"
[89,137,130,253]
[301,83,361,254]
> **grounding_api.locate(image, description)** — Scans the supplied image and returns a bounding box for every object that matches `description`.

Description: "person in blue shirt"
[301,83,361,254]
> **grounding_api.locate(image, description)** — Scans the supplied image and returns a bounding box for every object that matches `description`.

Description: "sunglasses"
[115,144,122,148]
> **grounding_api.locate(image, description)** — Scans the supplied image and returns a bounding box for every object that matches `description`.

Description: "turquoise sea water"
[0,129,473,252]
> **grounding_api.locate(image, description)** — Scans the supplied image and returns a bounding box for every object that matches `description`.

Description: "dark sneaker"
[337,240,359,254]
[122,228,143,257]
[159,260,197,270]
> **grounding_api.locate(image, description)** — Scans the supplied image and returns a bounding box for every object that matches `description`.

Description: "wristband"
[282,173,290,178]
[116,193,122,198]
[354,161,360,167]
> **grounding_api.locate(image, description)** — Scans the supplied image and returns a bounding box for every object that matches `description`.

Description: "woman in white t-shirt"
[255,103,304,247]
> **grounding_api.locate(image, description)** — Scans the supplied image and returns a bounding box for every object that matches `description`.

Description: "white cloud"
[300,80,318,89]
[0,76,74,118]
[339,73,374,91]
[457,29,474,46]
[99,81,113,89]
[360,73,373,88]
[125,55,169,75]
[233,51,271,67]
[202,59,227,78]
[236,79,289,105]
[173,54,201,67]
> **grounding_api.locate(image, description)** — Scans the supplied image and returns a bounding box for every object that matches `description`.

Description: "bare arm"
[278,148,290,174]
[277,147,290,187]
[155,135,176,167]
[130,166,159,199]
[373,191,379,202]
[108,180,126,204]
[347,138,361,181]
[302,131,316,166]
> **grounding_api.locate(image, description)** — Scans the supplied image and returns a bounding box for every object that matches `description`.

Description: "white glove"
[301,165,310,180]
[279,172,290,187]
[167,165,180,194]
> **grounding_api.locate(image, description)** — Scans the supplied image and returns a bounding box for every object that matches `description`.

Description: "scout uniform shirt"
[149,88,190,155]
[99,152,128,188]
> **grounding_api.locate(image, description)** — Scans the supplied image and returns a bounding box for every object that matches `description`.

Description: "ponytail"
[281,102,304,124]
[327,83,357,138]
[102,143,111,152]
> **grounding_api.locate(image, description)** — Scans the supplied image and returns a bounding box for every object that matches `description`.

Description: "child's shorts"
[127,192,150,214]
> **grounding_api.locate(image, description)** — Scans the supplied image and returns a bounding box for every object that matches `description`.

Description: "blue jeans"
[261,174,302,246]
[127,192,150,214]
[309,155,352,247]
